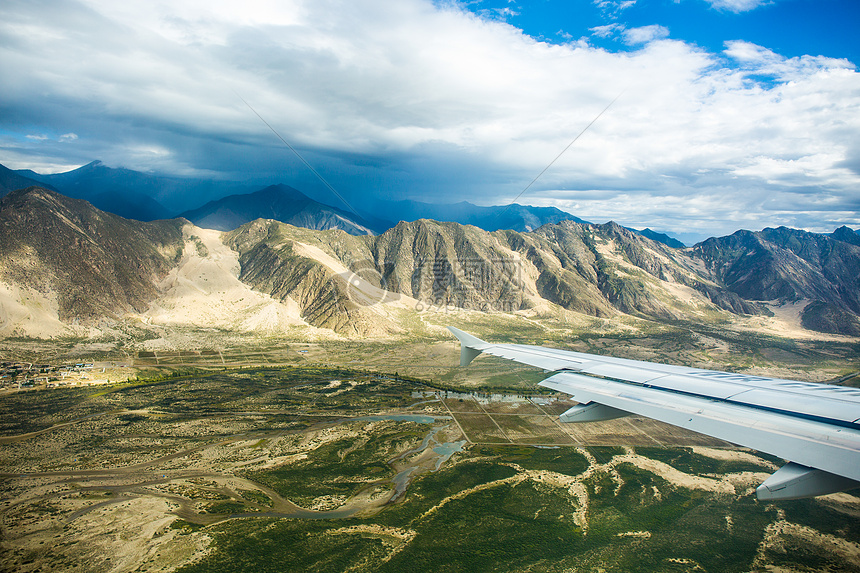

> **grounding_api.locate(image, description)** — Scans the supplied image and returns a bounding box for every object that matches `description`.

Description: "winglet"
[756,462,860,501]
[447,327,488,367]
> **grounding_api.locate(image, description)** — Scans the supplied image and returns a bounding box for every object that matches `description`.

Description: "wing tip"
[446,327,487,367]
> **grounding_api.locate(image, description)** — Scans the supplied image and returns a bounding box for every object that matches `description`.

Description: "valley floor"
[1,363,859,572]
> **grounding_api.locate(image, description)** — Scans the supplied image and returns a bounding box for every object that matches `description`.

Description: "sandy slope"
[142,225,311,333]
[0,282,75,338]
[732,298,854,342]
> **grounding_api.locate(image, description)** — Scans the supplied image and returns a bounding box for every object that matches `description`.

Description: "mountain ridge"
[0,164,58,196]
[1,187,857,339]
[694,226,860,336]
[367,198,589,234]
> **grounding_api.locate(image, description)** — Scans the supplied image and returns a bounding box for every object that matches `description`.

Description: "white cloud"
[622,25,670,45]
[24,133,76,142]
[705,0,772,13]
[724,40,854,80]
[0,0,858,240]
[593,0,638,16]
[590,23,623,38]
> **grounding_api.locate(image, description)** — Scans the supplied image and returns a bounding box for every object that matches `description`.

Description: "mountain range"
[13,160,256,219]
[1,186,858,340]
[5,161,685,244]
[0,163,58,196]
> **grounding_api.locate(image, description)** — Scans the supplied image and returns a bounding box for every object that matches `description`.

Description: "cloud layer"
[1,0,858,240]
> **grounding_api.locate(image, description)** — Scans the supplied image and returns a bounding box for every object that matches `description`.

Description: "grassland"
[1,361,859,572]
[4,310,856,399]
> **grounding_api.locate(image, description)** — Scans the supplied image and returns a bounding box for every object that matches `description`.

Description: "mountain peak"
[67,160,106,175]
[628,227,687,249]
[179,184,376,235]
[833,225,860,246]
[255,183,310,199]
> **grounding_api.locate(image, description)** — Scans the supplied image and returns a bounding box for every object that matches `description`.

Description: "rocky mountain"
[0,187,184,334]
[180,184,379,235]
[694,227,860,336]
[224,217,767,335]
[1,188,857,339]
[224,221,400,336]
[833,226,860,247]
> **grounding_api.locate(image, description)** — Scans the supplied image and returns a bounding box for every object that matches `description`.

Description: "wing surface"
[447,327,860,500]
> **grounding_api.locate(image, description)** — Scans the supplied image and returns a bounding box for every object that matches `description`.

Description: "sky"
[1,0,858,242]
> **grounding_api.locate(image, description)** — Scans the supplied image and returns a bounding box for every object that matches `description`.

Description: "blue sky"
[465,0,860,64]
[1,0,858,242]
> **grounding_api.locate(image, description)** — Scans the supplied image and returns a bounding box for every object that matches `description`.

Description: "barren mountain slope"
[694,227,860,335]
[0,187,184,336]
[226,219,415,337]
[2,189,856,340]
[142,225,313,333]
[227,218,768,335]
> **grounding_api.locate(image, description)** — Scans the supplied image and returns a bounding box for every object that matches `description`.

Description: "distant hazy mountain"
[179,184,379,235]
[14,160,255,218]
[369,199,588,232]
[627,227,686,249]
[16,160,173,221]
[23,160,163,198]
[0,163,57,196]
[8,161,586,233]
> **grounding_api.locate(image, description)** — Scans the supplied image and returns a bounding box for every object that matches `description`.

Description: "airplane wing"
[447,327,860,500]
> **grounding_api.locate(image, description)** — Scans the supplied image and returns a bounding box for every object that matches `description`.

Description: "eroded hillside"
[1,187,858,342]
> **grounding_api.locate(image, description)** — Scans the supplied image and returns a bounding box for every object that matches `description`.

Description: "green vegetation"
[578,465,776,572]
[476,445,589,475]
[207,501,251,514]
[180,450,843,573]
[178,519,391,573]
[170,519,205,533]
[249,423,426,507]
[385,480,583,571]
[379,461,520,526]
[780,498,860,542]
[0,387,111,435]
[238,489,273,507]
[3,360,859,573]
